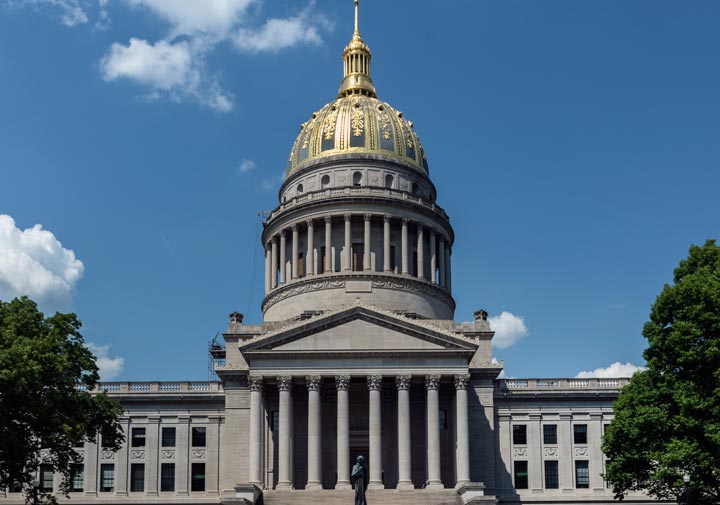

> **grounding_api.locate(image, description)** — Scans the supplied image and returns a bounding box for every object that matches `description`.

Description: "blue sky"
[0,0,718,381]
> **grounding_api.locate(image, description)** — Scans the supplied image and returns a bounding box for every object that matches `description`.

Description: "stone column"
[383,215,391,272]
[401,218,409,275]
[344,214,352,271]
[425,375,443,489]
[417,224,425,279]
[306,376,322,490]
[292,224,299,279]
[430,230,437,283]
[146,417,160,496]
[396,375,413,490]
[176,417,190,496]
[363,214,371,271]
[335,376,352,490]
[306,220,314,277]
[454,374,470,488]
[249,377,264,486]
[271,237,278,289]
[264,246,271,294]
[279,231,287,284]
[324,216,332,273]
[367,375,384,489]
[438,236,446,288]
[276,376,293,490]
[445,243,452,293]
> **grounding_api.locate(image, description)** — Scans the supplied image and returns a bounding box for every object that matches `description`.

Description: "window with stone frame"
[100,464,114,492]
[512,424,527,445]
[162,427,176,447]
[130,464,144,492]
[439,409,448,430]
[131,427,146,447]
[573,424,588,444]
[271,411,279,432]
[161,463,175,492]
[70,464,84,492]
[39,464,53,492]
[575,460,590,488]
[543,424,558,445]
[544,460,559,489]
[191,463,205,492]
[191,427,206,447]
[513,460,528,489]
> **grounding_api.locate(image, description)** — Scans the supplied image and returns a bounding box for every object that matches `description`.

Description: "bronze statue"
[351,455,368,505]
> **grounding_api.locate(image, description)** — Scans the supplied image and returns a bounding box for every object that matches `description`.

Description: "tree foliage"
[602,240,720,504]
[0,297,124,503]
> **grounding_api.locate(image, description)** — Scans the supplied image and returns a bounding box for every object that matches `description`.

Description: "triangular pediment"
[240,304,477,355]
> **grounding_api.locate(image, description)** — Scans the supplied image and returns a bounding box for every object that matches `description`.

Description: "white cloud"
[100,38,234,112]
[489,311,529,349]
[233,12,324,53]
[87,342,124,380]
[0,214,84,312]
[575,361,645,379]
[237,159,257,173]
[3,0,97,26]
[261,171,285,190]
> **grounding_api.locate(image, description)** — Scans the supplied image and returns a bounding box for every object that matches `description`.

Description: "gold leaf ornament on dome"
[350,97,365,137]
[377,105,391,140]
[323,103,340,140]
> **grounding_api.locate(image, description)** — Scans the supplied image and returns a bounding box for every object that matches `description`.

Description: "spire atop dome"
[338,0,376,98]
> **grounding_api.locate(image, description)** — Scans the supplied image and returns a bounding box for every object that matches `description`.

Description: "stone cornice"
[244,349,475,360]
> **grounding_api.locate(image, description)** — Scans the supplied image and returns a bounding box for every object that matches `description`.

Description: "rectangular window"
[351,243,363,272]
[298,252,305,277]
[439,409,447,430]
[39,464,54,492]
[575,460,590,488]
[162,427,176,447]
[574,424,588,444]
[544,460,559,489]
[161,463,175,492]
[131,427,146,447]
[512,424,527,445]
[412,251,418,277]
[320,246,329,273]
[191,463,205,492]
[271,411,279,432]
[605,460,612,489]
[130,464,144,492]
[70,464,84,492]
[513,460,528,489]
[389,245,396,271]
[543,424,558,445]
[100,464,114,492]
[192,427,206,447]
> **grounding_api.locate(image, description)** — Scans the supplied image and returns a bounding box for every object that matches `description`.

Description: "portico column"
[417,225,425,279]
[396,375,413,490]
[438,236,446,288]
[445,243,452,293]
[454,374,470,488]
[324,216,332,273]
[401,218,409,275]
[430,230,437,283]
[306,220,314,277]
[344,213,352,271]
[264,246,271,295]
[279,231,287,284]
[335,376,352,489]
[383,214,391,272]
[276,376,294,490]
[425,375,443,489]
[363,214,371,271]
[306,376,322,490]
[271,237,278,289]
[367,375,384,489]
[291,224,299,279]
[249,376,264,486]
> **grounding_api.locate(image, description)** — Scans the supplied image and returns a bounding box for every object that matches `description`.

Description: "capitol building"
[3,3,652,505]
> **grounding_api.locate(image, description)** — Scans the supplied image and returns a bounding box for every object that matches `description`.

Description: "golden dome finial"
[338,0,376,98]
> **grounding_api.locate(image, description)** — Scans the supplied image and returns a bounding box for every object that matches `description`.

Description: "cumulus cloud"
[0,214,83,312]
[575,361,645,379]
[233,12,324,53]
[237,159,257,173]
[261,171,285,190]
[87,342,124,380]
[489,311,529,349]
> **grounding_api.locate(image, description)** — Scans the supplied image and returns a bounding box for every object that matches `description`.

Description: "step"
[261,488,462,505]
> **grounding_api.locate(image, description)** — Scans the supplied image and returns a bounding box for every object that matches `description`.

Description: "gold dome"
[286,94,429,176]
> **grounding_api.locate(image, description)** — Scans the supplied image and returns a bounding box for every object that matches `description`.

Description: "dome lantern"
[338,0,376,98]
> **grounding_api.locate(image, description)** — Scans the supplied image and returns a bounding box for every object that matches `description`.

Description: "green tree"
[0,297,124,503]
[602,240,720,504]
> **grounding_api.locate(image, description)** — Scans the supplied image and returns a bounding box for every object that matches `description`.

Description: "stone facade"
[1,4,657,505]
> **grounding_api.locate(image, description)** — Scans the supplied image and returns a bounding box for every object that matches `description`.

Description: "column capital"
[454,374,470,390]
[292,223,299,232]
[277,376,293,391]
[425,374,441,390]
[335,375,351,390]
[306,375,322,391]
[344,213,352,222]
[306,218,314,227]
[273,235,279,243]
[364,213,372,222]
[249,376,264,392]
[395,375,412,390]
[325,215,333,224]
[383,214,391,223]
[367,375,383,390]
[401,217,410,226]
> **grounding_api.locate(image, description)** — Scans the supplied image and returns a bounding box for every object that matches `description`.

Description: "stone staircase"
[260,488,462,505]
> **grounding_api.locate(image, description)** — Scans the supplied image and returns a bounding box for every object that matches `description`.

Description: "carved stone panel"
[101,450,115,460]
[575,447,589,457]
[160,450,175,460]
[131,450,145,460]
[513,448,527,457]
[191,450,206,460]
[544,447,558,457]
